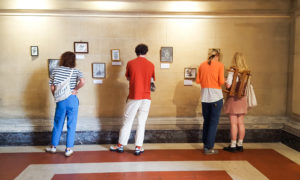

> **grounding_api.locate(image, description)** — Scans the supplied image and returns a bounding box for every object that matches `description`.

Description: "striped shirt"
[49,66,83,90]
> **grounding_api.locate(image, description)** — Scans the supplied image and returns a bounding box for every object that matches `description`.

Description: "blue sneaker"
[134,147,144,155]
[110,144,124,153]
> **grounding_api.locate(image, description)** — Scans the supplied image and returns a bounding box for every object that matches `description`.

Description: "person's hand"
[72,89,78,95]
[225,83,231,89]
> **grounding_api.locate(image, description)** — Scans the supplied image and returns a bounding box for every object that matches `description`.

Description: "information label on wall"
[184,80,193,86]
[93,79,103,84]
[76,54,85,60]
[160,63,170,69]
[112,61,122,66]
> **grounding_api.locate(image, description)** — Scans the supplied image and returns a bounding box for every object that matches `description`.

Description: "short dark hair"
[60,51,76,68]
[135,44,148,56]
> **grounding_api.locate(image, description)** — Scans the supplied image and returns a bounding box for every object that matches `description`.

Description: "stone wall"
[0,16,291,119]
[0,1,296,146]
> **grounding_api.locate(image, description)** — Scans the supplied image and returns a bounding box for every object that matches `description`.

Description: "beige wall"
[0,15,290,119]
[292,5,300,115]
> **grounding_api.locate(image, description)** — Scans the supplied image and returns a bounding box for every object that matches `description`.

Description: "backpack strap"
[68,69,74,79]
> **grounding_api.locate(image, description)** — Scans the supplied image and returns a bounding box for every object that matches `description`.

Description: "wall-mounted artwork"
[74,42,89,53]
[160,47,173,63]
[184,68,197,79]
[92,63,106,78]
[31,46,38,56]
[111,49,120,61]
[48,59,60,77]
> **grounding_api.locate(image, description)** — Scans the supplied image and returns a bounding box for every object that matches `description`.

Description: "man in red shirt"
[110,44,155,155]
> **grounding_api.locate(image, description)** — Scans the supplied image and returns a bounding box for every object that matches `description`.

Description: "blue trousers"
[51,95,79,148]
[202,99,223,149]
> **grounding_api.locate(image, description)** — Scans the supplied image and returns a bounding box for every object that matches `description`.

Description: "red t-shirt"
[126,56,155,100]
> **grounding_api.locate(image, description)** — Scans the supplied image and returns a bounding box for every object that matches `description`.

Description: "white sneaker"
[45,146,56,153]
[65,149,74,157]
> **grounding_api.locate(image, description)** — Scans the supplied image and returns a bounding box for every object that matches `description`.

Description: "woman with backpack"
[223,52,250,152]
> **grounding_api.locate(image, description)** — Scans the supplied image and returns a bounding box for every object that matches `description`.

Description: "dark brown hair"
[59,51,76,68]
[135,44,148,56]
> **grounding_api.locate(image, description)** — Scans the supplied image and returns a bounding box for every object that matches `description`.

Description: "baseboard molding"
[281,130,300,151]
[0,129,288,145]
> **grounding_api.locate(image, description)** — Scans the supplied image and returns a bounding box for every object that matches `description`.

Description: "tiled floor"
[0,143,299,180]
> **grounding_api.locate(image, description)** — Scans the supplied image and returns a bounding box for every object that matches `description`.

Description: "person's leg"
[237,114,245,145]
[118,100,141,146]
[201,102,210,148]
[66,95,79,149]
[205,99,223,149]
[223,114,238,152]
[51,101,67,147]
[230,114,238,147]
[135,99,151,147]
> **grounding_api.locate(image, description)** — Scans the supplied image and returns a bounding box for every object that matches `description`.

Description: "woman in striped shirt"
[46,51,85,157]
[196,49,225,155]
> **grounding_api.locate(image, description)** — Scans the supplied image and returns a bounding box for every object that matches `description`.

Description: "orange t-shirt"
[126,57,155,100]
[196,60,225,89]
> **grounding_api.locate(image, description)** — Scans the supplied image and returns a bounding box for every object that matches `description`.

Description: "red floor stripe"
[52,171,232,180]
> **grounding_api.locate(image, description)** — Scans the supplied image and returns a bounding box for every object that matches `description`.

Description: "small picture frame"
[31,46,39,56]
[111,49,120,61]
[160,47,173,63]
[92,63,106,78]
[184,68,197,79]
[74,42,89,53]
[48,59,60,77]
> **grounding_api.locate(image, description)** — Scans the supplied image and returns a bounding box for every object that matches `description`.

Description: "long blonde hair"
[232,52,248,71]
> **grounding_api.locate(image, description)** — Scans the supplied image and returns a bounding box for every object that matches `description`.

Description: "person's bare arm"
[225,82,231,89]
[50,85,55,95]
[72,78,85,95]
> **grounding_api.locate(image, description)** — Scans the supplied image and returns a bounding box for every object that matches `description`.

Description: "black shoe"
[236,145,244,152]
[223,145,236,152]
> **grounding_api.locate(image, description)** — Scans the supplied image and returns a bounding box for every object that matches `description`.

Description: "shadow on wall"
[173,80,201,142]
[173,80,200,118]
[95,63,128,119]
[22,67,51,145]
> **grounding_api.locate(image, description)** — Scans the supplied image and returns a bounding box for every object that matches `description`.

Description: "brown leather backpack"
[223,66,251,98]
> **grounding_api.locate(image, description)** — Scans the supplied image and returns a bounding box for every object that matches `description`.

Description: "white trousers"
[118,99,151,146]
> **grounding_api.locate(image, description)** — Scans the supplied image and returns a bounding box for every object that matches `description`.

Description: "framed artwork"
[31,46,38,56]
[48,59,60,77]
[74,42,89,53]
[184,68,197,79]
[111,49,120,61]
[92,63,106,78]
[160,47,173,63]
